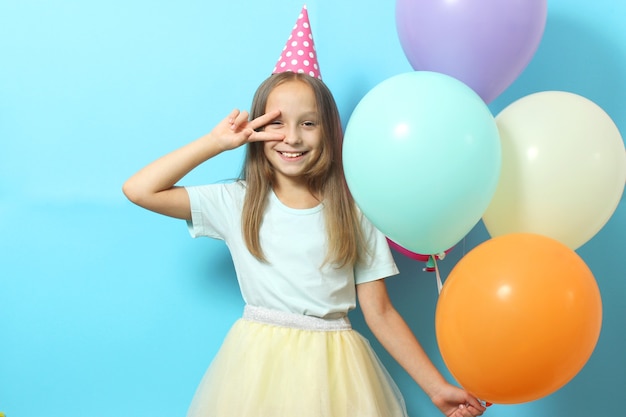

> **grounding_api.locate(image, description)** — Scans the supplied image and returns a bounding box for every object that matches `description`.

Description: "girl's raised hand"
[209,109,285,152]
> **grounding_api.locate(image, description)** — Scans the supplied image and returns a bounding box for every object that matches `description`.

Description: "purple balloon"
[396,0,547,103]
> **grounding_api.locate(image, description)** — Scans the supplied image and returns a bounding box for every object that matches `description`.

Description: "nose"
[282,126,302,145]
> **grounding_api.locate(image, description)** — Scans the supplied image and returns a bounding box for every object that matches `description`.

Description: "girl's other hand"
[431,383,487,417]
[209,109,285,151]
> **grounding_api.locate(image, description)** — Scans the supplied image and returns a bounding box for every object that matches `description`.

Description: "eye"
[267,120,283,129]
[302,121,317,128]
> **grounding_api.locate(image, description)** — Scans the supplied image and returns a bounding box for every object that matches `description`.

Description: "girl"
[123,72,486,417]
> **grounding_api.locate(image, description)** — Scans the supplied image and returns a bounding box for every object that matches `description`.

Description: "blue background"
[1,0,624,416]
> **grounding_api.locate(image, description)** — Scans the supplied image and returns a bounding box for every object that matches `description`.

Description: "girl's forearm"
[123,133,220,201]
[357,280,449,398]
[122,133,225,219]
[365,306,448,398]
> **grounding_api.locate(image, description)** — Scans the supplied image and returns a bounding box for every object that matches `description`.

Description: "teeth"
[280,152,303,158]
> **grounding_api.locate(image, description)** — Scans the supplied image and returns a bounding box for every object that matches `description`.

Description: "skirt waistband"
[243,305,352,331]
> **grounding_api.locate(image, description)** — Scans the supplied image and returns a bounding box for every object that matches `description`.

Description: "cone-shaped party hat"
[273,5,321,79]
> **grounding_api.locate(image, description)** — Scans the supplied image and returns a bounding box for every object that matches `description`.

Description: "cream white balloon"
[483,91,626,249]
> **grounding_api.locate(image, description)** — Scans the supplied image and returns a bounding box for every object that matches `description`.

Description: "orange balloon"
[435,233,602,404]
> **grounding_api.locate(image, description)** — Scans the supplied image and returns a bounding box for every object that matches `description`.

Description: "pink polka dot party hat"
[273,5,322,79]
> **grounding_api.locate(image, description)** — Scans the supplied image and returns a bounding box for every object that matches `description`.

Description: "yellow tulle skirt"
[187,305,408,417]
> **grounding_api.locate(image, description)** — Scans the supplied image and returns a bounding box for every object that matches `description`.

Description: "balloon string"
[433,256,443,294]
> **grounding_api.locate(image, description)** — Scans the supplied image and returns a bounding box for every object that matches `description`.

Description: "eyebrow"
[268,110,318,119]
[272,111,318,120]
[299,111,319,119]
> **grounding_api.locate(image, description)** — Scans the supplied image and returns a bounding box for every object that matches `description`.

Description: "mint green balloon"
[343,71,501,255]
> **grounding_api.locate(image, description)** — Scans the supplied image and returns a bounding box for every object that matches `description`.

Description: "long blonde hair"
[240,72,364,268]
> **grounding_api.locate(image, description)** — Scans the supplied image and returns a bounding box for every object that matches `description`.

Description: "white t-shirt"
[186,181,399,319]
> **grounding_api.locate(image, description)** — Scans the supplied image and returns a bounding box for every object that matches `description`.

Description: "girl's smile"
[275,150,309,164]
[278,151,306,159]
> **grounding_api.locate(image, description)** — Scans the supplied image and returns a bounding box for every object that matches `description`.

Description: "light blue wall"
[1,1,624,416]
